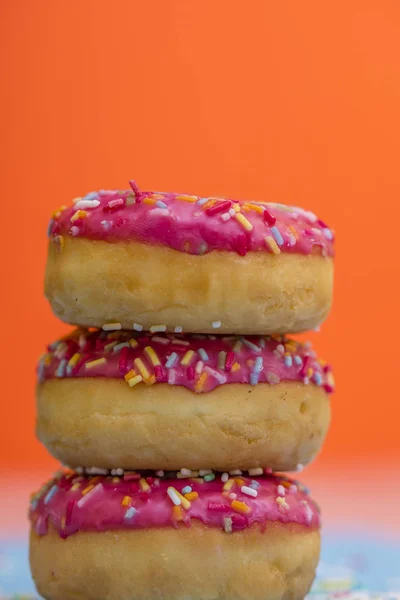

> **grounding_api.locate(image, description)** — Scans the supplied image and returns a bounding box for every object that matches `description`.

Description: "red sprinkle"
[65,499,76,526]
[225,351,235,371]
[263,209,276,226]
[299,356,310,378]
[206,200,232,216]
[186,366,195,381]
[231,514,248,529]
[154,365,166,382]
[124,473,140,481]
[118,347,129,375]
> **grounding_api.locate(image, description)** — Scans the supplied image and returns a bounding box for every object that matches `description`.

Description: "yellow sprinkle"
[70,483,81,492]
[265,235,281,255]
[112,477,120,483]
[175,490,191,510]
[124,369,136,381]
[231,362,241,372]
[54,235,64,252]
[288,225,299,239]
[85,357,106,370]
[234,478,245,487]
[145,346,161,366]
[70,210,88,222]
[244,202,264,214]
[104,341,117,351]
[61,516,66,529]
[173,505,183,521]
[190,476,203,483]
[129,338,139,348]
[276,496,289,510]
[67,352,80,368]
[134,358,151,381]
[52,205,68,217]
[102,323,122,331]
[232,203,241,213]
[81,484,94,496]
[307,367,313,378]
[176,194,197,203]
[223,479,235,492]
[201,198,218,211]
[139,478,151,492]
[236,213,253,231]
[195,371,208,392]
[143,197,156,204]
[181,350,195,366]
[231,500,251,514]
[184,491,199,501]
[121,496,131,507]
[127,375,143,388]
[327,372,335,386]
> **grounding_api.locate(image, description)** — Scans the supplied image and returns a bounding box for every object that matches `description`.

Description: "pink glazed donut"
[30,470,321,600]
[36,328,333,472]
[45,181,334,334]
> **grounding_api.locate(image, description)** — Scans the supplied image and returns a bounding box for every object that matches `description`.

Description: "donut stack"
[30,181,335,600]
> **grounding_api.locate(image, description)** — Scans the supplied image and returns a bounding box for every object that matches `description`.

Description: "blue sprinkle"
[198,348,209,361]
[258,338,266,348]
[323,228,333,240]
[55,359,67,378]
[196,197,209,206]
[250,373,259,386]
[156,200,168,209]
[47,219,54,238]
[83,191,98,201]
[101,220,112,230]
[294,355,303,366]
[181,486,192,495]
[284,355,293,368]
[124,507,137,520]
[314,372,322,386]
[250,480,260,489]
[113,342,130,353]
[37,361,45,383]
[165,352,178,368]
[44,485,58,505]
[270,226,284,246]
[242,339,262,353]
[31,498,39,511]
[253,356,263,374]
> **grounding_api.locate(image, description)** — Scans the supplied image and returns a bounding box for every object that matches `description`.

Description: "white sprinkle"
[221,472,229,483]
[248,467,263,476]
[258,337,266,348]
[156,470,165,477]
[174,326,183,333]
[102,323,122,331]
[221,212,231,221]
[69,225,80,237]
[116,468,124,476]
[253,356,263,374]
[212,320,222,329]
[266,372,281,385]
[296,463,304,472]
[152,336,170,345]
[55,359,67,378]
[132,323,143,332]
[124,507,137,520]
[303,503,313,524]
[199,469,213,476]
[150,324,167,333]
[241,485,258,498]
[242,338,262,352]
[195,360,204,374]
[165,352,178,368]
[77,483,103,508]
[303,376,310,385]
[204,366,227,384]
[113,342,130,353]
[323,228,333,240]
[180,468,192,477]
[229,469,242,476]
[149,208,170,217]
[167,487,181,506]
[85,467,108,475]
[218,351,227,370]
[171,339,190,346]
[74,199,101,209]
[198,348,209,361]
[197,197,209,206]
[229,492,237,500]
[276,344,285,355]
[100,220,112,230]
[224,517,233,533]
[277,485,286,497]
[229,208,236,217]
[294,355,302,366]
[156,200,168,209]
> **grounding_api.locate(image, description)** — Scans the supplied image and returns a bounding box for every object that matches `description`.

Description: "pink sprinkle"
[103,198,124,212]
[324,384,334,393]
[146,477,154,486]
[186,366,195,381]
[65,499,75,526]
[124,473,140,481]
[265,467,273,474]
[129,180,141,201]
[118,347,129,374]
[154,365,166,381]
[208,502,230,512]
[231,514,248,530]
[263,209,276,226]
[225,351,235,371]
[206,200,232,216]
[317,218,328,228]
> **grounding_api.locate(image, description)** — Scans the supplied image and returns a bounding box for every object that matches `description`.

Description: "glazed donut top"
[30,470,320,538]
[37,329,334,393]
[48,181,334,257]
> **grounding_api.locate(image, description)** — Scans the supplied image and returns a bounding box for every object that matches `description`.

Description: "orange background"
[1,0,400,474]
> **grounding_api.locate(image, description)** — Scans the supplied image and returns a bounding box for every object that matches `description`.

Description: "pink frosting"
[37,329,334,393]
[48,181,334,257]
[30,471,320,539]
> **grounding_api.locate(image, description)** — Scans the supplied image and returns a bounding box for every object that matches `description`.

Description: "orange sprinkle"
[71,483,81,492]
[244,202,264,214]
[143,197,156,205]
[139,478,151,493]
[231,362,241,372]
[288,225,299,239]
[195,371,208,393]
[231,500,251,514]
[176,194,197,203]
[234,478,245,487]
[81,484,94,496]
[173,505,183,521]
[184,491,199,501]
[124,369,136,382]
[121,496,131,507]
